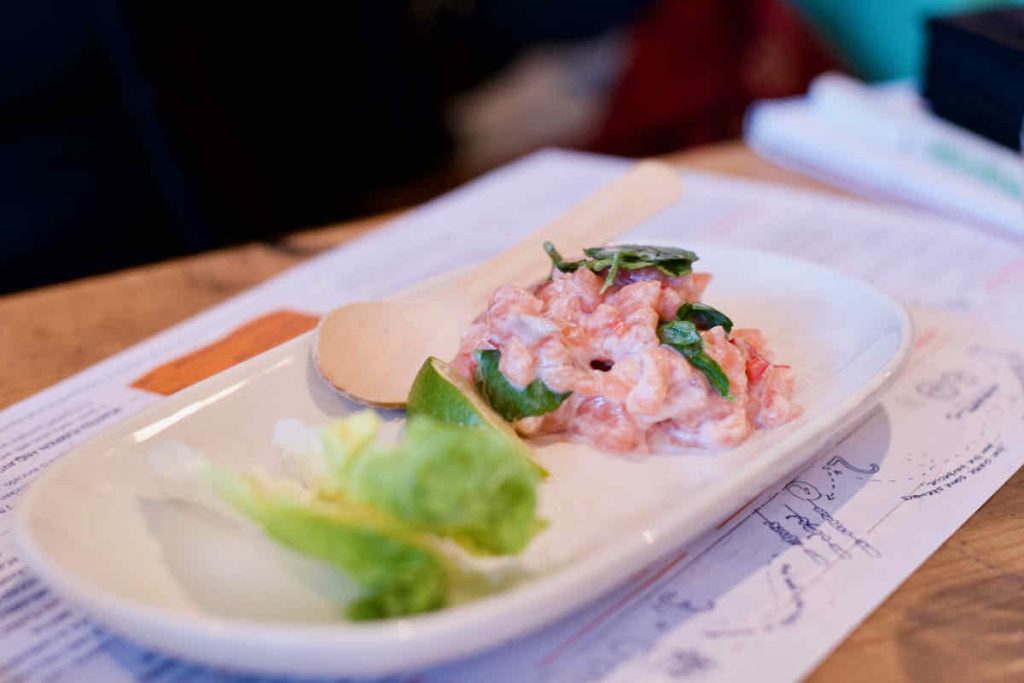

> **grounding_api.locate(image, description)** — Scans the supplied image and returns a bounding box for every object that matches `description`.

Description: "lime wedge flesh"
[407,357,547,476]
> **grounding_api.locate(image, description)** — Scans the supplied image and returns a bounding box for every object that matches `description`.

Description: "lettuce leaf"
[323,414,543,555]
[149,410,543,620]
[211,469,446,619]
[146,442,447,621]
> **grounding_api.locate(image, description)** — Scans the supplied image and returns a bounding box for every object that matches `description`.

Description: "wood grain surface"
[2,142,1020,682]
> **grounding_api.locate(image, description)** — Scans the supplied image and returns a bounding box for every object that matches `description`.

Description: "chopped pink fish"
[452,267,801,453]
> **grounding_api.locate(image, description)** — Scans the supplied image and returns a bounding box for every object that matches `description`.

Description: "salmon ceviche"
[451,243,801,453]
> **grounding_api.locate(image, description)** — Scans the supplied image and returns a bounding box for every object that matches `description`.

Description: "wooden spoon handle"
[396,161,684,303]
[316,161,684,407]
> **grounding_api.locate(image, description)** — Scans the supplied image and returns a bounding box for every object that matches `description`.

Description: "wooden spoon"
[315,161,684,407]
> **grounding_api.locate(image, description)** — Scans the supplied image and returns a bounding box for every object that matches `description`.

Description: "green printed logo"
[928,141,1022,199]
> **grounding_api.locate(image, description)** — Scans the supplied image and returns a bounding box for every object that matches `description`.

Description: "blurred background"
[2,0,1021,293]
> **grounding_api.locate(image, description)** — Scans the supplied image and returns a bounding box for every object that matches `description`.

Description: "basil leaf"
[599,251,624,294]
[652,260,696,277]
[543,241,584,273]
[657,320,733,399]
[584,244,698,264]
[676,302,734,333]
[545,242,698,282]
[657,319,703,347]
[681,349,733,398]
[473,349,571,421]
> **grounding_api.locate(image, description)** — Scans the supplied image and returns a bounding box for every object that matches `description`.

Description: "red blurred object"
[588,0,841,156]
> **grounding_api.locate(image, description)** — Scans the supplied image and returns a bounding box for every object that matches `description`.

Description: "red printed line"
[715,494,759,530]
[914,328,937,351]
[984,256,1024,292]
[538,548,690,667]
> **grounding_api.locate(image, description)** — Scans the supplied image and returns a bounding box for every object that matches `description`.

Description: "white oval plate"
[15,244,912,678]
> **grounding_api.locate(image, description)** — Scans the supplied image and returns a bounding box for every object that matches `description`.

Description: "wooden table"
[3,142,1021,681]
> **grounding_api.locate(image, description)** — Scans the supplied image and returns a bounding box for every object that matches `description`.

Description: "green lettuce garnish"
[211,468,446,620]
[151,410,544,620]
[322,413,543,555]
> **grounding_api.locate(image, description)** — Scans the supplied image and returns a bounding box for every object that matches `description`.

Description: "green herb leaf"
[657,318,703,347]
[583,244,698,266]
[473,349,571,421]
[600,250,624,293]
[676,302,734,333]
[543,241,585,272]
[545,242,698,288]
[682,348,733,398]
[657,320,732,399]
[585,244,697,279]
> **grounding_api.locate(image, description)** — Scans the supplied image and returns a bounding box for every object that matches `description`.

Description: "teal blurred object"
[789,0,1024,80]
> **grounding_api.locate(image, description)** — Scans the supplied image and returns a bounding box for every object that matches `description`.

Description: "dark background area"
[1,0,835,294]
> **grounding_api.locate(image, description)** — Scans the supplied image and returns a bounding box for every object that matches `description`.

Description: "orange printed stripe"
[132,310,320,396]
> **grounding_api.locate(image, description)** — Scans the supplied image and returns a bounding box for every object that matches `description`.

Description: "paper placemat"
[1,150,1022,683]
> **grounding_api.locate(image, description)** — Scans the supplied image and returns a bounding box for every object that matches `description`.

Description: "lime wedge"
[407,357,547,476]
[408,357,518,437]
